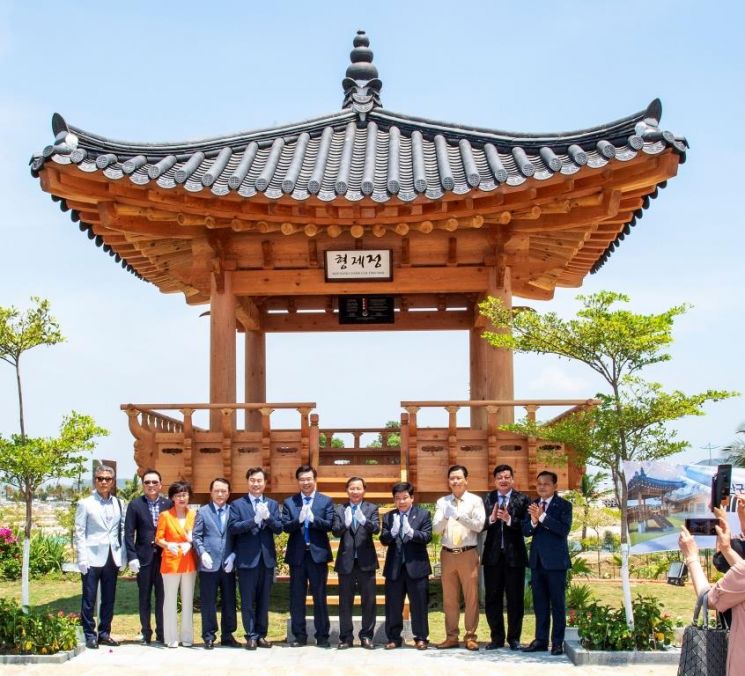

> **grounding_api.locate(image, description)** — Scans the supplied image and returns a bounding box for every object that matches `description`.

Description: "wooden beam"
[260,309,474,332]
[232,266,492,296]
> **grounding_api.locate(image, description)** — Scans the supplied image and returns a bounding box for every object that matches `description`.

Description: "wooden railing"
[122,402,316,491]
[400,399,598,493]
[318,427,400,466]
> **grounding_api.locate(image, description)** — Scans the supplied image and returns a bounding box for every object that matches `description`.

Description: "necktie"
[452,498,463,547]
[540,500,547,511]
[217,507,224,533]
[303,496,311,545]
[499,496,507,549]
[351,504,358,530]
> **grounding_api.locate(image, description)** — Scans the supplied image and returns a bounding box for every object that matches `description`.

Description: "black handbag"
[677,590,729,676]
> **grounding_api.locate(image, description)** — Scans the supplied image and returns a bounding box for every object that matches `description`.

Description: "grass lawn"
[0,574,695,644]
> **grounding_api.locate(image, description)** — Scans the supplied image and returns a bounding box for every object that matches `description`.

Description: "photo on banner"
[623,460,743,553]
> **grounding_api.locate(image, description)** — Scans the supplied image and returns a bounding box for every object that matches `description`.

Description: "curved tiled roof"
[30,30,686,279]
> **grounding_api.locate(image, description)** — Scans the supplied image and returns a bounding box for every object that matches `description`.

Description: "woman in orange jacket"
[155,481,197,648]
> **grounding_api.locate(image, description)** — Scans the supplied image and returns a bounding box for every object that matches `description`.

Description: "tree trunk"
[614,465,634,629]
[15,361,25,440]
[22,488,32,610]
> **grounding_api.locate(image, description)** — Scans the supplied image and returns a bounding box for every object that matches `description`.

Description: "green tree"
[367,420,401,448]
[481,290,736,628]
[0,413,108,608]
[583,505,620,576]
[117,472,143,502]
[0,298,64,439]
[565,470,612,541]
[725,421,745,466]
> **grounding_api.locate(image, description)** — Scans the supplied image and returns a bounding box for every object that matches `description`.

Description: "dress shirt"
[433,491,485,548]
[537,495,554,524]
[147,497,162,528]
[213,502,228,532]
[93,491,116,526]
[489,490,513,526]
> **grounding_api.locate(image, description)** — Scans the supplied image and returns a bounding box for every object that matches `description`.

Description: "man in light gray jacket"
[74,464,126,649]
[193,477,238,649]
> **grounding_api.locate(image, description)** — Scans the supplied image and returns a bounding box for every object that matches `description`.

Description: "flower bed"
[0,599,79,656]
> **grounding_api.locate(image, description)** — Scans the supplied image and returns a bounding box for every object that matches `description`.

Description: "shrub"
[577,594,674,651]
[0,527,21,580]
[566,583,595,611]
[28,533,65,577]
[0,599,79,655]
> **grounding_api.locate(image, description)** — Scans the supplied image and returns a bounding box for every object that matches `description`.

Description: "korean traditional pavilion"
[30,31,686,502]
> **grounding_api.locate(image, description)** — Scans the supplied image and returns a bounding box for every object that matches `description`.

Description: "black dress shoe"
[290,638,307,647]
[204,639,214,650]
[316,639,331,648]
[551,645,564,656]
[522,640,548,652]
[245,639,257,650]
[337,641,353,650]
[98,635,120,647]
[85,639,99,649]
[221,637,241,647]
[257,638,272,648]
[485,642,504,650]
[361,637,374,650]
[509,640,520,651]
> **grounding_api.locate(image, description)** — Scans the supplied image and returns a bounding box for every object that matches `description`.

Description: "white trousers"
[162,571,196,645]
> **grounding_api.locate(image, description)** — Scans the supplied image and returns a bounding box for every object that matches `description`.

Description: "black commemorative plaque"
[338,296,395,324]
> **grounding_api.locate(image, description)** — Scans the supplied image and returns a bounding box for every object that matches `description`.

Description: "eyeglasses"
[143,480,160,485]
[95,477,114,482]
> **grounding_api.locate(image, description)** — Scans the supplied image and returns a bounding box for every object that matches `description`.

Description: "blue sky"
[1,1,743,479]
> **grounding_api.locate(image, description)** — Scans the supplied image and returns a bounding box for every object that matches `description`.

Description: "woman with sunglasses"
[155,481,197,648]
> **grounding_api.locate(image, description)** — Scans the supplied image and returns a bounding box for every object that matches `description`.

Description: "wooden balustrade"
[399,399,598,495]
[121,402,316,494]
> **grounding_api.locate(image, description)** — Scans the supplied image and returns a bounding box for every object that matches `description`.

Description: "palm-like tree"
[566,471,612,540]
[117,472,142,502]
[725,421,745,467]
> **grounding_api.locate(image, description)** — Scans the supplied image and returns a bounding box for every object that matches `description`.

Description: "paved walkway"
[0,643,677,675]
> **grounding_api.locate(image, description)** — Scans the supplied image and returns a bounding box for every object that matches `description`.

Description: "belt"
[442,546,476,554]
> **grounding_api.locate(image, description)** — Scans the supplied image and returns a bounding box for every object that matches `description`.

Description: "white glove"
[299,504,309,524]
[167,542,180,555]
[390,513,401,537]
[129,559,141,574]
[306,507,314,523]
[443,502,457,520]
[224,553,235,573]
[180,542,192,555]
[256,502,270,520]
[201,552,214,569]
[344,506,353,527]
[402,514,414,538]
[356,508,367,526]
[78,562,89,575]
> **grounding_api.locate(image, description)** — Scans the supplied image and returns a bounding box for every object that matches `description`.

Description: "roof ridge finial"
[342,30,382,121]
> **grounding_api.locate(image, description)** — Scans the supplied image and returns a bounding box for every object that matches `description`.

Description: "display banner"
[624,460,743,553]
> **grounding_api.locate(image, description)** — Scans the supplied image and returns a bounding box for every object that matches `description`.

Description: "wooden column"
[484,264,514,425]
[469,326,486,429]
[209,270,236,429]
[245,330,266,431]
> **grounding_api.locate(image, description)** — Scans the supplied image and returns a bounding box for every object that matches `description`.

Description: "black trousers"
[200,567,237,642]
[136,550,165,641]
[384,569,429,643]
[289,550,330,641]
[531,565,567,646]
[484,563,525,644]
[80,550,119,640]
[237,565,273,640]
[338,561,376,642]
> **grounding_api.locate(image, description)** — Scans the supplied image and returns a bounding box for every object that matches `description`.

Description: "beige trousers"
[163,571,196,645]
[441,548,480,641]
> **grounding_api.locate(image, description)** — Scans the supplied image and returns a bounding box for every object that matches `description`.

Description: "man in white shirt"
[432,464,486,651]
[74,464,126,649]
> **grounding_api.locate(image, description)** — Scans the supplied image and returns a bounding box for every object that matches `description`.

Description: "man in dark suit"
[522,470,573,656]
[282,464,334,647]
[331,476,380,650]
[228,467,283,650]
[193,477,239,649]
[482,463,530,651]
[124,468,172,645]
[380,481,432,651]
